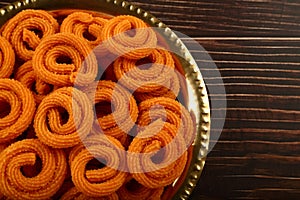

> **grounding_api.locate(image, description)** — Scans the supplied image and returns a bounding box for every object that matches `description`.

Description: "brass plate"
[0,0,211,199]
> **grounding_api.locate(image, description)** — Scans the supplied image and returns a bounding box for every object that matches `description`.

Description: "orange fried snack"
[0,9,193,200]
[133,71,179,102]
[50,9,112,25]
[138,97,195,147]
[84,80,138,144]
[69,134,127,197]
[0,143,8,200]
[61,187,119,200]
[34,87,93,148]
[101,15,157,59]
[117,177,164,200]
[32,33,98,87]
[0,79,35,143]
[14,60,54,104]
[60,12,108,49]
[113,48,180,102]
[0,144,6,200]
[1,9,59,61]
[0,37,15,78]
[0,139,67,199]
[127,120,187,188]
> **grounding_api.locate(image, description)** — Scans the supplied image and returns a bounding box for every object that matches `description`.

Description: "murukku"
[96,51,118,71]
[14,60,54,104]
[133,71,180,102]
[0,9,193,200]
[1,9,59,61]
[0,139,67,199]
[61,187,119,200]
[161,145,194,200]
[32,33,98,87]
[52,178,74,200]
[127,120,187,188]
[101,15,157,59]
[0,79,35,143]
[19,138,41,178]
[113,48,180,101]
[137,97,195,147]
[0,143,7,200]
[69,135,127,197]
[61,12,108,49]
[117,177,164,200]
[34,87,93,148]
[50,9,112,25]
[0,37,15,78]
[84,80,138,144]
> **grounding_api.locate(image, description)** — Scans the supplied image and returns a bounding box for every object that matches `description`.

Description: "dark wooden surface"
[192,38,300,199]
[1,0,300,199]
[127,0,300,37]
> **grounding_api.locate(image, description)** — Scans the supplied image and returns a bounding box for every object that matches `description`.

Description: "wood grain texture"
[189,39,300,200]
[0,0,10,7]
[127,0,300,37]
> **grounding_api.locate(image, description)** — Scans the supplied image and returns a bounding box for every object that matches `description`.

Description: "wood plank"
[2,0,300,37]
[0,1,10,7]
[214,128,300,142]
[127,0,300,37]
[188,39,300,199]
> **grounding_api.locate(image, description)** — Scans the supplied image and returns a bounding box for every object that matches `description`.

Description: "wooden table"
[1,0,300,199]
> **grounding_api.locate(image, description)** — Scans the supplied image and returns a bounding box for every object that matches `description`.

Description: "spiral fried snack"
[69,135,127,197]
[127,120,187,188]
[32,33,98,87]
[0,139,67,199]
[51,9,112,25]
[1,9,59,61]
[15,61,54,104]
[101,15,157,59]
[113,48,180,101]
[133,71,180,102]
[34,87,93,148]
[117,177,164,200]
[0,79,35,143]
[138,97,195,147]
[0,144,7,200]
[61,12,108,49]
[85,80,138,143]
[61,187,119,200]
[0,37,15,78]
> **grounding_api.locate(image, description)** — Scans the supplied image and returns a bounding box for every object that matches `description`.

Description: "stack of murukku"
[0,9,195,200]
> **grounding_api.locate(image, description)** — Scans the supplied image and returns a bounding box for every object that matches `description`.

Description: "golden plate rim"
[0,0,211,199]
